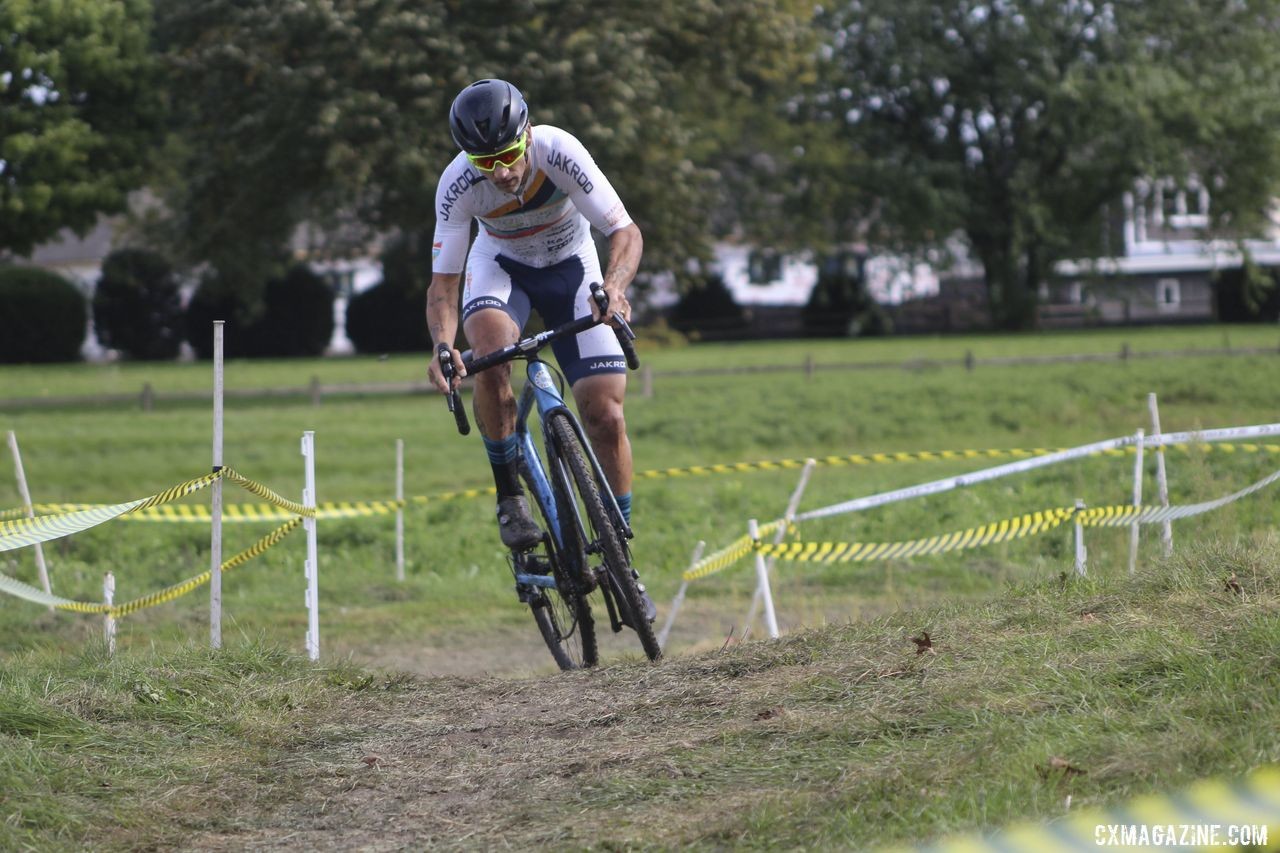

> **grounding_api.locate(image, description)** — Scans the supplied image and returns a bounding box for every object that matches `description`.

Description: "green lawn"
[2,325,1279,850]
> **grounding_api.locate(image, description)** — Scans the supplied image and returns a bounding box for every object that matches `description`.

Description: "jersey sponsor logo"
[547,151,594,194]
[438,168,484,221]
[432,241,443,260]
[589,359,627,371]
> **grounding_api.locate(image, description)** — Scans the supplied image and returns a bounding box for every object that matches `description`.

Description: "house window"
[747,250,782,285]
[1156,278,1180,313]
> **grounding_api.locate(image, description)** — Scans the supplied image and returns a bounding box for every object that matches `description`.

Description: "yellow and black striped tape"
[753,508,1078,566]
[50,518,301,617]
[885,764,1279,852]
[5,441,1277,524]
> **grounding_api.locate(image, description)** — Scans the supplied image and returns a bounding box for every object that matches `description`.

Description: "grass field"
[2,324,1279,849]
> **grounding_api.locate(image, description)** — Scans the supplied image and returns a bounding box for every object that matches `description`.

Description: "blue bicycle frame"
[512,358,631,591]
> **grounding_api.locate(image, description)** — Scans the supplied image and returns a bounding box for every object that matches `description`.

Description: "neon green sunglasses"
[467,130,529,172]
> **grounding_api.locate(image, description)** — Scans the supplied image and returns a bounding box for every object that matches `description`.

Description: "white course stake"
[1073,499,1087,577]
[744,459,815,639]
[1128,428,1145,576]
[395,439,405,582]
[7,431,53,603]
[748,519,779,639]
[1147,393,1174,557]
[656,540,705,651]
[302,431,320,661]
[210,320,225,650]
[103,572,116,657]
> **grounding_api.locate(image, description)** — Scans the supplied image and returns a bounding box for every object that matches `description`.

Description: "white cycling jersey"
[431,124,632,273]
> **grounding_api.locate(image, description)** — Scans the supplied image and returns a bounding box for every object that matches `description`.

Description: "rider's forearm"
[426,274,461,348]
[603,223,643,298]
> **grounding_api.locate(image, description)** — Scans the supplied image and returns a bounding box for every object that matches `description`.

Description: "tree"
[151,0,814,286]
[0,0,162,257]
[812,0,1280,328]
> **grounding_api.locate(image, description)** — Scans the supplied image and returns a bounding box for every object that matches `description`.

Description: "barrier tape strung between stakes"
[883,764,1279,853]
[5,439,1278,524]
[0,466,312,553]
[0,519,301,616]
[684,467,1280,578]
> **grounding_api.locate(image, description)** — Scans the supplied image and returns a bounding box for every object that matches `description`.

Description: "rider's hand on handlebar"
[429,344,467,394]
[590,285,631,328]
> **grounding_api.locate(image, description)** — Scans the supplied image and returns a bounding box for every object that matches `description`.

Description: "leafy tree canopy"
[811,0,1280,328]
[152,0,815,286]
[0,0,162,257]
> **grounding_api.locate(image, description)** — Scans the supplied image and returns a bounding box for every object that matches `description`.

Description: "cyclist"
[426,78,656,623]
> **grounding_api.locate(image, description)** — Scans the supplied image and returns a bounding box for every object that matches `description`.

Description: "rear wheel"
[547,412,661,662]
[520,463,596,670]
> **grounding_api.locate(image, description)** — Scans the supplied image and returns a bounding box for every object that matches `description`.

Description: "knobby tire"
[547,412,662,662]
[521,463,597,670]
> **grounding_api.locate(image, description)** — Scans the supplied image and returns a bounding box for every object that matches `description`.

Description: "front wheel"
[520,464,597,670]
[547,412,661,662]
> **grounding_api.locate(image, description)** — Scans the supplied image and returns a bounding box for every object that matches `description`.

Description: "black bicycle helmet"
[448,79,529,155]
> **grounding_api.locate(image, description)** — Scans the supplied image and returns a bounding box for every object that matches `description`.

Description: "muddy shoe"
[496,494,542,551]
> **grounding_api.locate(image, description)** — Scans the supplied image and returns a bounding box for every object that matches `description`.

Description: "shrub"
[0,266,87,363]
[256,265,335,357]
[184,269,260,359]
[803,270,891,337]
[1215,264,1280,322]
[667,273,746,339]
[93,248,184,360]
[346,234,431,354]
[185,265,336,358]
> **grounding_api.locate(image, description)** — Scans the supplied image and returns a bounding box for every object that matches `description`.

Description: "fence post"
[748,519,779,639]
[1073,499,1088,577]
[395,439,405,582]
[103,572,116,657]
[210,320,225,650]
[1147,392,1174,556]
[1128,429,1145,576]
[804,354,815,379]
[140,382,154,412]
[310,375,322,407]
[656,540,705,651]
[6,430,52,604]
[744,458,816,639]
[642,364,654,399]
[302,431,320,662]
[964,350,975,371]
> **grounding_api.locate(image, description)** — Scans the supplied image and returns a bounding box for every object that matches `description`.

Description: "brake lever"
[589,283,640,371]
[437,344,471,435]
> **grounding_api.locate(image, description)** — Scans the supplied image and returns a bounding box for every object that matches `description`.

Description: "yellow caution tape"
[883,764,1279,852]
[1,518,301,616]
[6,441,1276,525]
[752,508,1077,567]
[0,467,311,551]
[687,466,1280,577]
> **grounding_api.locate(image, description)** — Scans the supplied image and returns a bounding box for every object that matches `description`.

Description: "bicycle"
[437,284,662,669]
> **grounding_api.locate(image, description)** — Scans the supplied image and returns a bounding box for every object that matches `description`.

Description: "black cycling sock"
[484,435,522,498]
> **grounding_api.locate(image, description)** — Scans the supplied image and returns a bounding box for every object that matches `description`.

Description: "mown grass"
[2,325,1279,670]
[13,539,1276,850]
[1,325,1278,848]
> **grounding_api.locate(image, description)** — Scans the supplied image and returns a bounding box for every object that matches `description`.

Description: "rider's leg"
[571,373,631,500]
[463,308,541,549]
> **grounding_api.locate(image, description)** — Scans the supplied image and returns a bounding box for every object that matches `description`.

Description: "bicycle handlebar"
[439,283,639,435]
